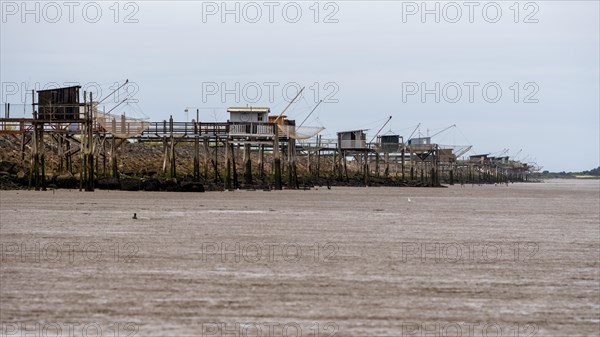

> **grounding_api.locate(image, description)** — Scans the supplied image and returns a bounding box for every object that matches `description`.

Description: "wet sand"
[1,180,599,336]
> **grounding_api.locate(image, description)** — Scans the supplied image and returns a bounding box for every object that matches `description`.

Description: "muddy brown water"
[1,180,598,336]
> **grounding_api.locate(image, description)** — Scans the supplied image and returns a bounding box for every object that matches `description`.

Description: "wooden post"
[273,124,282,190]
[66,135,72,174]
[102,137,107,176]
[244,143,252,184]
[193,120,200,182]
[20,129,26,164]
[162,135,169,176]
[375,152,380,177]
[383,152,389,177]
[231,142,239,189]
[287,138,293,188]
[57,136,64,174]
[258,144,264,179]
[307,147,312,177]
[401,145,405,181]
[203,136,209,178]
[111,137,119,179]
[213,135,220,183]
[79,91,86,191]
[28,90,40,190]
[85,92,94,191]
[225,137,231,190]
[364,150,369,184]
[169,115,176,179]
[343,150,349,183]
[316,135,321,179]
[292,138,298,189]
[29,124,39,190]
[40,123,46,191]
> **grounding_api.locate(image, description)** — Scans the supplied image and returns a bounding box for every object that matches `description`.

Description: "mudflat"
[1,180,598,336]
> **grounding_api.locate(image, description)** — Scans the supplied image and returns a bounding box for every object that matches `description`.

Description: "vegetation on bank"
[534,167,600,179]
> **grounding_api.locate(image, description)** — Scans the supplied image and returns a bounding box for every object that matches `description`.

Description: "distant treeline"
[536,166,600,179]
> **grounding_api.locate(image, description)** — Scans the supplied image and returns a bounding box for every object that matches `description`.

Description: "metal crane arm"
[369,116,392,144]
[430,124,456,138]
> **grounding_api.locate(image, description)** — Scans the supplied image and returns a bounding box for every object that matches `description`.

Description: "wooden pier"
[0,87,531,191]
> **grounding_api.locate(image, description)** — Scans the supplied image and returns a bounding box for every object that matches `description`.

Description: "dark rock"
[97,177,121,190]
[143,179,161,191]
[120,178,142,191]
[0,161,16,174]
[163,179,180,192]
[180,181,205,192]
[55,176,79,189]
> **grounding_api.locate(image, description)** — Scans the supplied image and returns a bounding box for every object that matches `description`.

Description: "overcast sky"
[1,1,598,172]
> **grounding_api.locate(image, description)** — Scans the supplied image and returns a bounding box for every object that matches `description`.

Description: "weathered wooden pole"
[111,136,119,178]
[79,92,86,191]
[244,143,252,184]
[162,135,169,176]
[29,127,37,190]
[401,145,406,181]
[29,120,39,190]
[316,135,321,179]
[102,137,107,176]
[169,115,176,179]
[85,92,94,191]
[363,149,369,184]
[292,138,298,189]
[213,135,220,183]
[307,147,312,177]
[343,150,349,183]
[193,120,200,182]
[258,144,265,179]
[57,136,64,174]
[225,137,231,190]
[82,91,88,190]
[384,152,389,177]
[40,121,46,191]
[231,142,239,189]
[332,150,337,179]
[375,152,380,177]
[273,124,282,190]
[66,136,73,174]
[287,138,293,188]
[203,135,209,178]
[20,126,26,164]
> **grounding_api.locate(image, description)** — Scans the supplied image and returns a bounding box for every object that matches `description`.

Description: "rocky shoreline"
[0,165,441,192]
[0,135,445,191]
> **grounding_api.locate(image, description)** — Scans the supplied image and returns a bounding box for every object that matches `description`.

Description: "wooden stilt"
[231,142,238,189]
[225,138,231,190]
[169,115,176,179]
[273,124,282,190]
[258,144,264,179]
[244,143,252,184]
[203,136,209,178]
[193,121,200,182]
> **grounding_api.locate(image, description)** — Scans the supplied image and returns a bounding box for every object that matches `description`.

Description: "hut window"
[257,113,263,121]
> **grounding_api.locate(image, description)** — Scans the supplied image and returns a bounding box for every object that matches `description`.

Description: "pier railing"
[229,122,274,137]
[138,122,275,138]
